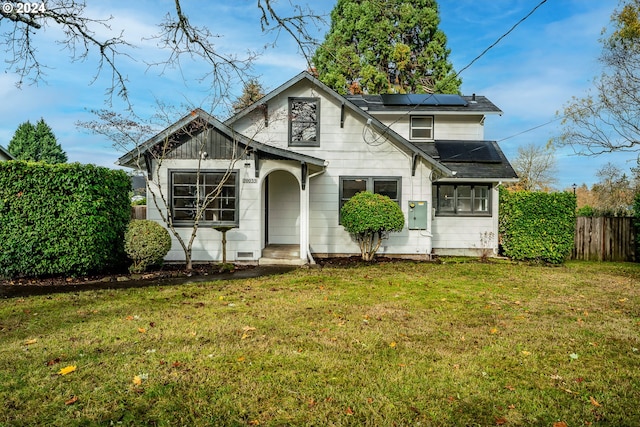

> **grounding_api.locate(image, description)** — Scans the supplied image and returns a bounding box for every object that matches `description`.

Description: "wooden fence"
[131,206,147,220]
[573,217,636,262]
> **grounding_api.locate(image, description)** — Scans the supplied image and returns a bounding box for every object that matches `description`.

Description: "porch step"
[259,244,307,266]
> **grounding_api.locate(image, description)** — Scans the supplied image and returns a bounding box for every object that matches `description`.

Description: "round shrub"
[124,220,172,273]
[340,191,405,261]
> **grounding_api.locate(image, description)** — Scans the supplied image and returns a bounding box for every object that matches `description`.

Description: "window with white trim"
[433,183,491,216]
[289,97,320,146]
[410,115,434,140]
[170,170,238,226]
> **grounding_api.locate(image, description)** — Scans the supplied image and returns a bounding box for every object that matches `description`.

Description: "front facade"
[119,72,517,264]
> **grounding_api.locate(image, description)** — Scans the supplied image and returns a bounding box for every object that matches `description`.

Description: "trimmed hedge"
[0,161,131,278]
[499,188,576,264]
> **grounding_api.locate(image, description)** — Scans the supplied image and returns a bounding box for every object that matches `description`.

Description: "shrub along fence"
[573,217,635,262]
[499,188,576,264]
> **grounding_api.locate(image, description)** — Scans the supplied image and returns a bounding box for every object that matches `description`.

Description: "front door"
[265,170,300,244]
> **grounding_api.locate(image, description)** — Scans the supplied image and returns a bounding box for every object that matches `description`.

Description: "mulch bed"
[0,256,419,289]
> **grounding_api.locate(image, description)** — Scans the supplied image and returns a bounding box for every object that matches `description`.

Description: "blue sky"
[0,0,633,189]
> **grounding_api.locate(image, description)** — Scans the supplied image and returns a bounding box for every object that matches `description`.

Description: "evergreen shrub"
[0,161,130,278]
[124,220,172,273]
[340,191,404,261]
[499,188,576,264]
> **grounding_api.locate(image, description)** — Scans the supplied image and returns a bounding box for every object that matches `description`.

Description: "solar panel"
[435,141,501,163]
[380,93,468,106]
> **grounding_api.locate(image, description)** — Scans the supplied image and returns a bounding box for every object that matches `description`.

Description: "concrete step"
[259,244,306,266]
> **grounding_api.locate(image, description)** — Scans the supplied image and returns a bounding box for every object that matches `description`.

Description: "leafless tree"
[79,107,263,271]
[555,1,640,156]
[1,0,325,105]
[508,143,557,191]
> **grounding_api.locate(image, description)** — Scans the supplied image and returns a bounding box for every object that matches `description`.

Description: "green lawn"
[1,260,639,426]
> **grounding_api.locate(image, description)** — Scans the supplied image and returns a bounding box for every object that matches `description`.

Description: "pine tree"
[232,79,266,112]
[312,0,461,95]
[7,119,67,163]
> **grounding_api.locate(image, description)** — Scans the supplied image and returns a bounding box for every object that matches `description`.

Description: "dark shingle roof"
[345,94,502,114]
[411,140,517,180]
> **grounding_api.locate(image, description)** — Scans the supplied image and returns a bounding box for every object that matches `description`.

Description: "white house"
[0,145,14,161]
[118,72,517,264]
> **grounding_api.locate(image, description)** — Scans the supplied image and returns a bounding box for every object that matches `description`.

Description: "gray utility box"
[408,201,428,230]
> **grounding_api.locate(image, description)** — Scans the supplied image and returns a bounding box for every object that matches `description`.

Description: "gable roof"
[117,108,327,169]
[0,145,15,160]
[227,71,454,177]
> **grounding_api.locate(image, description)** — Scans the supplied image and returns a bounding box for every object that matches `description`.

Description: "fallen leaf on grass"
[58,365,77,375]
[490,328,498,334]
[495,417,507,425]
[24,339,37,345]
[138,328,146,334]
[521,350,531,356]
[589,396,601,407]
[505,385,515,391]
[132,375,143,386]
[345,407,354,415]
[65,396,78,405]
[553,422,568,427]
[389,341,397,348]
[569,353,579,360]
[248,420,260,426]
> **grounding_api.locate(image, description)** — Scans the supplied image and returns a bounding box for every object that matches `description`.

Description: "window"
[433,184,491,216]
[410,115,434,140]
[289,97,319,146]
[170,170,238,226]
[339,176,401,214]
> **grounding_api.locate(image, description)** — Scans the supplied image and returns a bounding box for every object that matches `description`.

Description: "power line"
[456,0,549,77]
[363,0,550,145]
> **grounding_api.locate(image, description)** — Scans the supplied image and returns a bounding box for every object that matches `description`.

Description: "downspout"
[305,167,327,265]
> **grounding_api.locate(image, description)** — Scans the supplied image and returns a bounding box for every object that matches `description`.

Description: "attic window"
[410,116,434,140]
[289,97,320,147]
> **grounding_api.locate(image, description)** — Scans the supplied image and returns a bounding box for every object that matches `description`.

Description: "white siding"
[147,77,502,261]
[372,113,485,141]
[430,187,500,255]
[232,80,437,257]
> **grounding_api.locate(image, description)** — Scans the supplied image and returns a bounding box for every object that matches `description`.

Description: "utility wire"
[457,0,549,77]
[362,0,550,146]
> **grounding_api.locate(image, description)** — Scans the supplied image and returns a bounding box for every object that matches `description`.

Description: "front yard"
[1,260,639,426]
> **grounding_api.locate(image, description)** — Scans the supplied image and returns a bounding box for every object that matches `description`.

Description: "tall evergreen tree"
[8,119,67,163]
[232,79,266,112]
[312,0,461,95]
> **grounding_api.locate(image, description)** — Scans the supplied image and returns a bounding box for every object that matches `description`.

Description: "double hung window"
[410,116,434,140]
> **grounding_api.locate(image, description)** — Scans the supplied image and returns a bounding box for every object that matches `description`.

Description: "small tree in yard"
[341,191,405,261]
